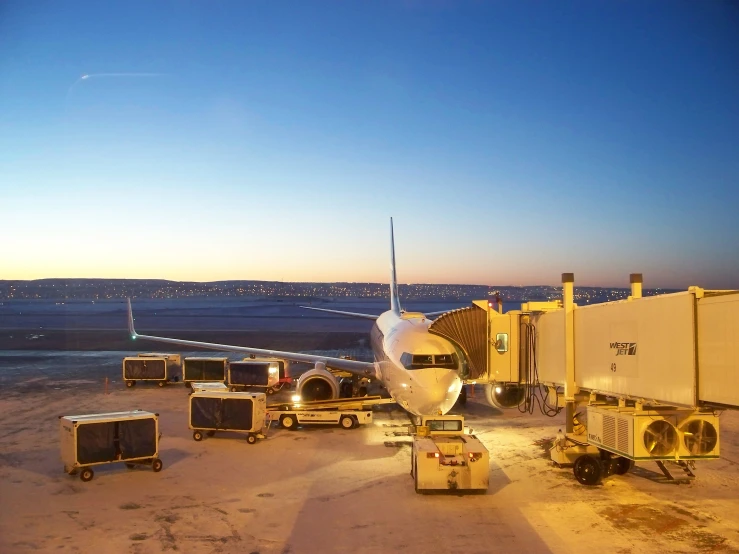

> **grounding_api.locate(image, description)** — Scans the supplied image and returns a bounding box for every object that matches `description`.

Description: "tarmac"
[2,379,739,554]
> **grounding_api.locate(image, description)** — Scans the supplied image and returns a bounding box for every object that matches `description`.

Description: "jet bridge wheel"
[573,455,602,486]
[613,456,634,475]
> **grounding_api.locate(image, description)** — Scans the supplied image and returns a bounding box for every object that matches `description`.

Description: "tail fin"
[390,218,402,315]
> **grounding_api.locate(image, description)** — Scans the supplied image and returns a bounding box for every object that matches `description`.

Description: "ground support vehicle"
[59,410,162,482]
[123,356,171,388]
[410,415,489,494]
[189,391,269,444]
[183,357,228,388]
[268,396,394,430]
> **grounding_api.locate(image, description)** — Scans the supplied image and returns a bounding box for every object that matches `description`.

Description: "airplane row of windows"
[400,352,459,370]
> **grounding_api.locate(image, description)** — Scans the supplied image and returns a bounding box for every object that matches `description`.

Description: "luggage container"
[183,357,228,387]
[59,410,162,482]
[139,352,182,381]
[189,391,268,444]
[227,359,286,394]
[123,356,169,387]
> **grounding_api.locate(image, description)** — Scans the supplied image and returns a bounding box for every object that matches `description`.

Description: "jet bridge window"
[400,353,459,370]
[427,419,463,432]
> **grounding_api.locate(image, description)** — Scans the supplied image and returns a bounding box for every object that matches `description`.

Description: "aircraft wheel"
[80,468,94,482]
[152,458,163,472]
[613,456,634,475]
[246,433,257,444]
[573,455,602,486]
[280,415,297,430]
[193,431,204,441]
[340,415,355,430]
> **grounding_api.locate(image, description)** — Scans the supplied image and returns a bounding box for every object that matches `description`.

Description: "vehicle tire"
[80,468,94,482]
[206,430,216,437]
[193,431,204,441]
[358,386,368,397]
[280,415,297,430]
[246,433,257,444]
[573,455,602,486]
[230,386,237,392]
[126,380,134,388]
[267,387,275,395]
[158,381,165,388]
[152,458,163,472]
[340,415,355,430]
[125,462,136,470]
[613,456,634,475]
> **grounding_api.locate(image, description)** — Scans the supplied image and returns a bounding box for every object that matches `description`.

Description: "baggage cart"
[59,410,162,482]
[189,391,269,444]
[227,359,287,394]
[123,356,169,388]
[190,381,229,394]
[183,357,228,387]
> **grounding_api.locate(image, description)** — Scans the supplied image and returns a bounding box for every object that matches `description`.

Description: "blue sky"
[1,1,737,288]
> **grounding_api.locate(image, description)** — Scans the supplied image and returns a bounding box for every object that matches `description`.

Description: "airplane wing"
[299,305,379,320]
[127,300,375,376]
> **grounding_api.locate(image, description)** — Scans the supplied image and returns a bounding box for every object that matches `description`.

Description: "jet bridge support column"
[563,273,577,433]
[630,273,643,299]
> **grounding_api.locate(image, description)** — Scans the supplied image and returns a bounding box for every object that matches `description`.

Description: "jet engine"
[296,362,339,401]
[484,383,525,409]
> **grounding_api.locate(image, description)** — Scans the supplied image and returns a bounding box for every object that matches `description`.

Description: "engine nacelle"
[296,362,339,401]
[484,383,526,409]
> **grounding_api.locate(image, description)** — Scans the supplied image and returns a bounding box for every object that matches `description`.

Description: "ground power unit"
[59,410,162,482]
[189,391,268,444]
[586,405,720,461]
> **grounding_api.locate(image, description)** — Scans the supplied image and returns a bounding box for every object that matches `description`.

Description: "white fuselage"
[370,310,464,416]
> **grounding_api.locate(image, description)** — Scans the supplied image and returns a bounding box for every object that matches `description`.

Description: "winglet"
[127,298,138,339]
[390,217,401,315]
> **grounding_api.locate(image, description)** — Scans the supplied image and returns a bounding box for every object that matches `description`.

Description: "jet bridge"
[430,275,739,483]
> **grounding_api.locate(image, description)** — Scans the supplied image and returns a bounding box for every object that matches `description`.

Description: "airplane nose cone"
[411,368,463,415]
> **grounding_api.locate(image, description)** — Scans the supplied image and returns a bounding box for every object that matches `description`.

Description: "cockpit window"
[400,352,458,370]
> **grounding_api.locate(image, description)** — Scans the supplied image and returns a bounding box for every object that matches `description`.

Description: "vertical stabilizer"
[390,218,402,315]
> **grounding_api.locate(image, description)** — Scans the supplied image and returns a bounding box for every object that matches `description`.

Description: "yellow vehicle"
[410,415,489,494]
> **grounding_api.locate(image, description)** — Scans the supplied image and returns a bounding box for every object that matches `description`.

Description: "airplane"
[127,219,466,415]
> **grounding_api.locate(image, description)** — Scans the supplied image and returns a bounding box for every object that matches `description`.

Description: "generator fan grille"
[643,420,678,456]
[681,419,718,455]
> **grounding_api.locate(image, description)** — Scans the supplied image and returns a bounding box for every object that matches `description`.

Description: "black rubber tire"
[230,386,237,392]
[158,381,165,388]
[246,433,257,444]
[267,387,275,395]
[193,431,204,441]
[340,415,355,430]
[573,455,602,486]
[80,468,94,482]
[280,415,297,430]
[126,381,134,388]
[206,430,216,437]
[152,458,163,472]
[613,456,635,475]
